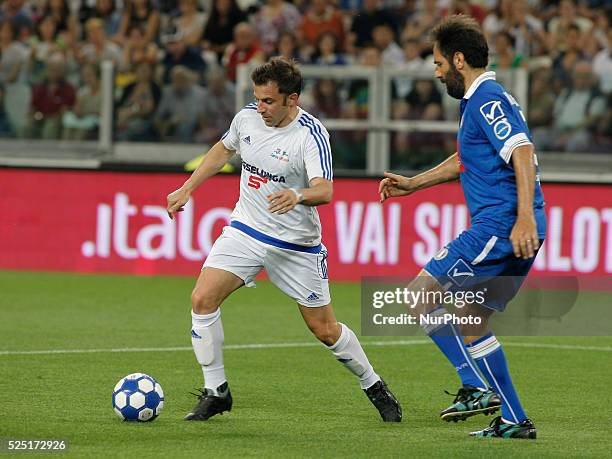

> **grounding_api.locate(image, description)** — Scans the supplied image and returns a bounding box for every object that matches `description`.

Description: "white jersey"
[221,104,333,246]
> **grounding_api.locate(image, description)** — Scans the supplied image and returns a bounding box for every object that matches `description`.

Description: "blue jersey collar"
[463,71,496,100]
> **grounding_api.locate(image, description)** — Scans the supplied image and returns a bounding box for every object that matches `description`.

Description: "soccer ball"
[112,373,164,422]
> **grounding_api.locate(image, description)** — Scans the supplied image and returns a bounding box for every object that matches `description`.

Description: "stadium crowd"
[0,0,609,160]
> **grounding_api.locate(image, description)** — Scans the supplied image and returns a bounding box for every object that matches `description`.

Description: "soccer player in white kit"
[166,58,402,422]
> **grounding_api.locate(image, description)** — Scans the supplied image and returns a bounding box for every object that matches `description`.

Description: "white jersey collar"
[265,106,303,130]
[463,71,496,100]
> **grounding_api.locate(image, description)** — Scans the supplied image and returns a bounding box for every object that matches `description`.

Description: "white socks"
[192,314,379,392]
[327,323,380,389]
[191,309,226,394]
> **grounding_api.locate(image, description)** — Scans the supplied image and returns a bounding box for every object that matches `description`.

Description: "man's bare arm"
[166,141,235,219]
[268,177,333,215]
[379,152,460,202]
[509,145,539,259]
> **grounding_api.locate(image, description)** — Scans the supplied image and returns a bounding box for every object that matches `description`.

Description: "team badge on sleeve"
[479,100,505,125]
[493,119,512,140]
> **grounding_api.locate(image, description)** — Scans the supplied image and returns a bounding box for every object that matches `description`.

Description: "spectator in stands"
[274,31,301,61]
[339,45,385,169]
[78,0,121,40]
[154,65,205,142]
[401,0,440,56]
[508,0,548,57]
[29,16,65,84]
[548,0,593,52]
[534,60,606,152]
[583,9,609,56]
[222,22,264,82]
[442,0,486,25]
[349,0,397,52]
[168,0,207,47]
[372,23,403,65]
[202,0,246,62]
[551,23,587,91]
[392,77,445,168]
[115,0,160,45]
[593,25,612,94]
[300,0,345,51]
[195,68,235,144]
[0,0,34,32]
[252,0,302,56]
[62,63,101,140]
[27,53,75,139]
[390,0,417,31]
[115,62,161,141]
[15,11,34,44]
[0,0,32,25]
[399,79,442,121]
[160,29,206,84]
[0,18,31,136]
[78,17,122,67]
[528,67,556,130]
[117,25,159,89]
[402,38,426,71]
[303,78,343,119]
[39,0,77,47]
[591,92,612,153]
[345,46,381,119]
[310,31,347,65]
[483,0,513,49]
[489,31,527,70]
[392,38,427,98]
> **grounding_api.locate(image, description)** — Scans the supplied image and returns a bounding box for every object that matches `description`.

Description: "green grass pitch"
[1,271,611,458]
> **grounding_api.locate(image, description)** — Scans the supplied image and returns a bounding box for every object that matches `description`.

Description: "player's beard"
[443,64,465,100]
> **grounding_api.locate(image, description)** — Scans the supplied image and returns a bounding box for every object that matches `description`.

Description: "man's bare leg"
[299,304,402,422]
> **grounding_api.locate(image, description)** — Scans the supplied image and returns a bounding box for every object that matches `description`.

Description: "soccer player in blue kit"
[379,15,545,439]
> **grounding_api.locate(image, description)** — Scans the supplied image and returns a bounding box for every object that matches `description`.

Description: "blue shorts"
[424,228,541,311]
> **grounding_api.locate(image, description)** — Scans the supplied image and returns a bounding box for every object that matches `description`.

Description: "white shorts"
[203,225,331,307]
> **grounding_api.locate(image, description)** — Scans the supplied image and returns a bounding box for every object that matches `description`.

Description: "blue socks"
[467,333,527,424]
[422,308,488,390]
[423,308,528,424]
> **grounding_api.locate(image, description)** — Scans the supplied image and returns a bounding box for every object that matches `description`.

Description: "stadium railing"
[0,62,610,183]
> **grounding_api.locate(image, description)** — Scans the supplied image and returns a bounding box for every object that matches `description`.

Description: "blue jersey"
[457,72,546,238]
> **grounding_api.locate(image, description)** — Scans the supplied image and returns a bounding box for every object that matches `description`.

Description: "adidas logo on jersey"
[307,292,319,302]
[242,136,251,145]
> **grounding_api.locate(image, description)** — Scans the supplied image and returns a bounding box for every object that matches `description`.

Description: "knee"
[309,320,340,346]
[409,272,441,315]
[191,288,220,315]
[459,318,489,340]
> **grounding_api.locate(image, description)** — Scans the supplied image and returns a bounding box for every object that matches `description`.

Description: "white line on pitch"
[0,340,611,356]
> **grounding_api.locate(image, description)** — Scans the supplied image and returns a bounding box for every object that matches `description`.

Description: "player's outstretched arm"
[379,152,460,202]
[166,141,235,219]
[509,144,539,259]
[268,177,332,215]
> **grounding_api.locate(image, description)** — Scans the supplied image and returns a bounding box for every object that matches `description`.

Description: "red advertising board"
[1,169,610,279]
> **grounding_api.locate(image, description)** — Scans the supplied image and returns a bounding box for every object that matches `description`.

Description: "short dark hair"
[251,58,303,96]
[430,15,488,69]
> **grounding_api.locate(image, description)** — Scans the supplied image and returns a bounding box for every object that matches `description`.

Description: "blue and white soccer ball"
[112,373,164,422]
